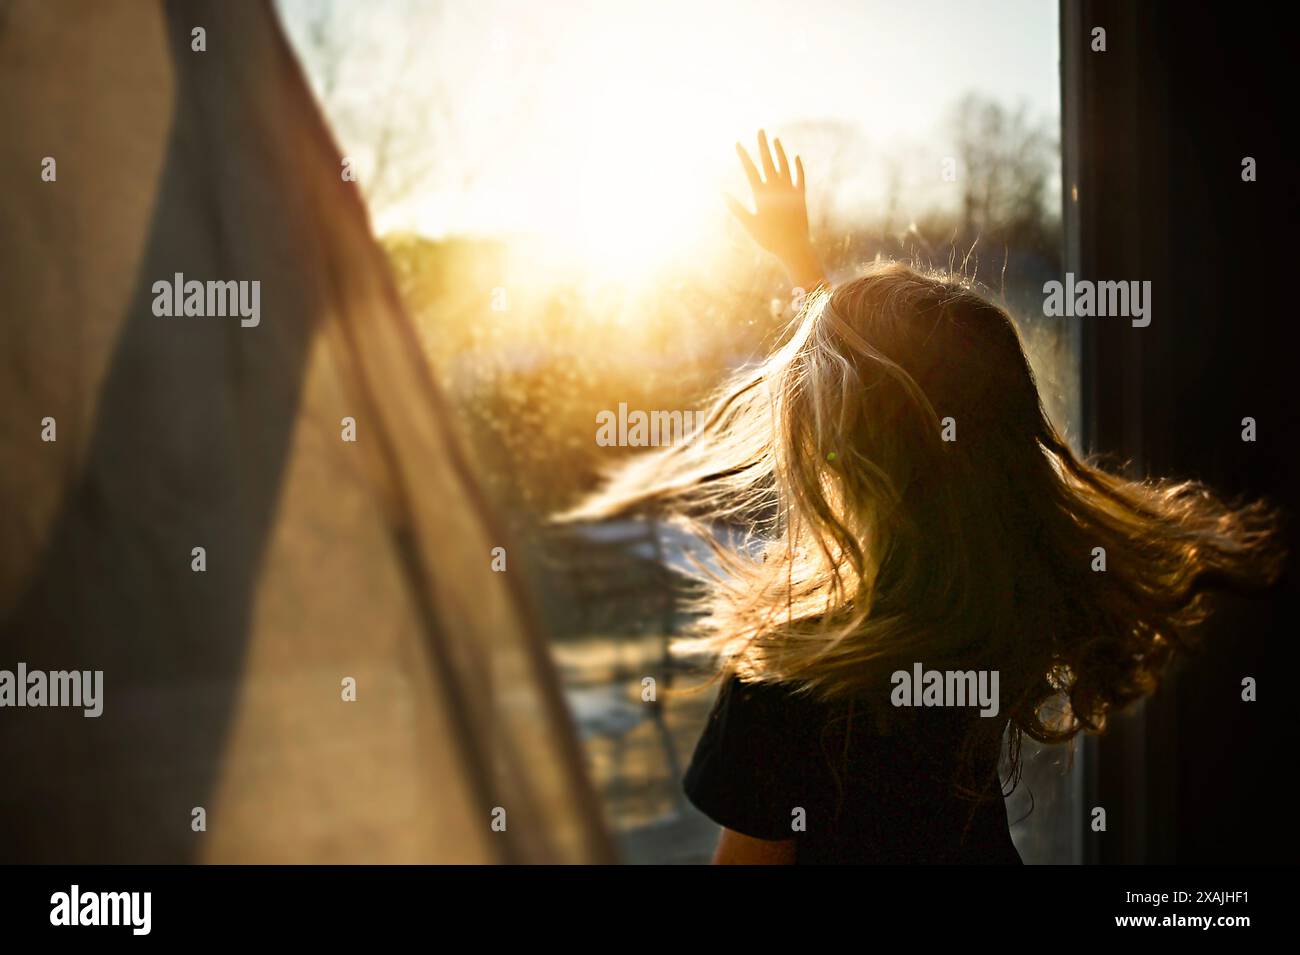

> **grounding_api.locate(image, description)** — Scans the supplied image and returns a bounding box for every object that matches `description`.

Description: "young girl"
[567,131,1283,864]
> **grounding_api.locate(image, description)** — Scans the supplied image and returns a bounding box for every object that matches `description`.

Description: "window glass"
[280,0,1076,864]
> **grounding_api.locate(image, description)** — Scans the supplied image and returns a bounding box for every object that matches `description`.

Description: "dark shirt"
[683,676,1022,864]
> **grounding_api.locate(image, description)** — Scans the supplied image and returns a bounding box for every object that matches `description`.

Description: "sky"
[279,0,1060,272]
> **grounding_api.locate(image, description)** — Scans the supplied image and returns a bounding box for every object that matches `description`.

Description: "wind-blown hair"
[562,261,1283,772]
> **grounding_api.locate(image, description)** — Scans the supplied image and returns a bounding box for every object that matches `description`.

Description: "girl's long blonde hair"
[562,262,1283,767]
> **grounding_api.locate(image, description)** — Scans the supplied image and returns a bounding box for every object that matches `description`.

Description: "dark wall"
[1067,1,1298,863]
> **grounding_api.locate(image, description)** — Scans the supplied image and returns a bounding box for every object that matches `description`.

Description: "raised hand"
[726,129,825,290]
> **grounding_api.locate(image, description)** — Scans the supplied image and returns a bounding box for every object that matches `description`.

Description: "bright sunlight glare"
[283,0,1059,285]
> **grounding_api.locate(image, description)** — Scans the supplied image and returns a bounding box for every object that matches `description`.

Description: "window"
[281,0,1079,864]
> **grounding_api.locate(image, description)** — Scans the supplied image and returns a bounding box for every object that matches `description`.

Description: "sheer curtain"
[0,0,611,863]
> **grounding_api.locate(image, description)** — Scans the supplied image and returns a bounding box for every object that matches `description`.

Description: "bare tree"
[779,118,872,233]
[278,0,556,228]
[950,92,1055,238]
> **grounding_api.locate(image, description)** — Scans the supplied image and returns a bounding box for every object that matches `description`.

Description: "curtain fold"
[0,0,611,863]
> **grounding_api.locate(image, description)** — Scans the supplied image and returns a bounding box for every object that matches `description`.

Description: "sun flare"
[323,0,1060,286]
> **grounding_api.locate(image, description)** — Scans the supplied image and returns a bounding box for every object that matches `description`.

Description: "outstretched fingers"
[757,129,778,182]
[774,137,791,185]
[738,131,801,194]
